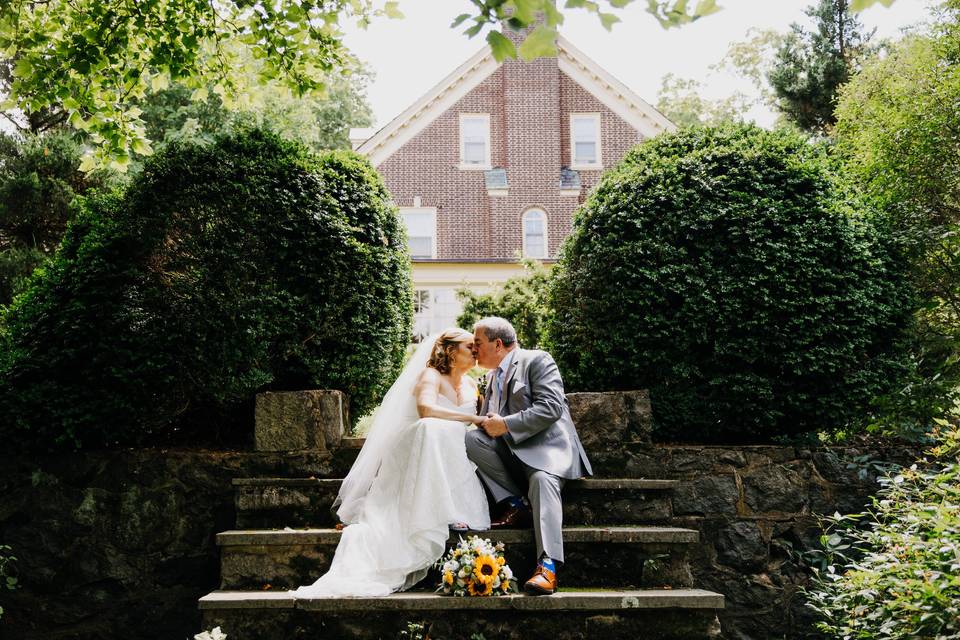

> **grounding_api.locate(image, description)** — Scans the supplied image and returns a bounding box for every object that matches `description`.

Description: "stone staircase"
[199,464,724,638]
[197,390,725,638]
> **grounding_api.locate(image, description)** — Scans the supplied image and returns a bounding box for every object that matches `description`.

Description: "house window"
[399,207,437,258]
[570,113,601,168]
[412,289,432,341]
[460,114,491,169]
[412,288,461,342]
[523,209,547,258]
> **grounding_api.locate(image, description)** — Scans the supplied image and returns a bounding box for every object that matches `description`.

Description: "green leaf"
[151,73,169,92]
[693,0,722,19]
[78,153,98,173]
[850,0,895,10]
[598,12,621,30]
[517,24,557,61]
[486,30,517,62]
[384,2,404,19]
[450,13,471,28]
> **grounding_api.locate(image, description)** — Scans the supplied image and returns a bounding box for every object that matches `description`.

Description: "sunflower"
[467,578,493,596]
[473,555,498,585]
[496,556,506,566]
[443,570,454,585]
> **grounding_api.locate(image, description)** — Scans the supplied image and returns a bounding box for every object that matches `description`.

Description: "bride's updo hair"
[427,328,473,374]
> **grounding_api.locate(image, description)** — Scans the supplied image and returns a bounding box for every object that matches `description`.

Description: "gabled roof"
[355,34,676,167]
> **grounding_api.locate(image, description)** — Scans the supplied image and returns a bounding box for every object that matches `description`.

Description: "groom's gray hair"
[474,316,517,347]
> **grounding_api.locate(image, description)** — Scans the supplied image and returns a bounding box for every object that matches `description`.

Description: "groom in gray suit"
[467,316,593,595]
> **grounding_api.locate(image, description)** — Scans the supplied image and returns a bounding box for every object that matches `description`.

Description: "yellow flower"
[467,578,493,597]
[473,555,498,585]
[496,556,505,566]
[443,570,454,585]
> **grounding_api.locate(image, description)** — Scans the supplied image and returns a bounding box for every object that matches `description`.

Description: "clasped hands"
[475,412,508,437]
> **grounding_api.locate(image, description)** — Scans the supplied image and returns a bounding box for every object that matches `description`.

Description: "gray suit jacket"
[481,348,593,480]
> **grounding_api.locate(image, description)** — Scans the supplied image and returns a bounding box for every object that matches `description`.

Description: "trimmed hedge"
[0,128,412,451]
[547,124,913,442]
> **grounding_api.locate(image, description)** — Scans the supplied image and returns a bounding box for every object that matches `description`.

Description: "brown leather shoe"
[490,505,533,529]
[523,565,557,595]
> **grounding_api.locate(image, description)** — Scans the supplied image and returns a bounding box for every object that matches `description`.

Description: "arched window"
[523,209,547,258]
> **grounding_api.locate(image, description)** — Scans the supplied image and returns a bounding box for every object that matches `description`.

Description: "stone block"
[716,522,767,572]
[567,390,653,452]
[672,476,740,516]
[254,390,349,452]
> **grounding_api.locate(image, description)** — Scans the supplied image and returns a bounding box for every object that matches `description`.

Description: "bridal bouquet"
[436,535,516,597]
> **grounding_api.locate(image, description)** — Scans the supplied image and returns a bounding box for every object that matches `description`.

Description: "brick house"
[352,26,675,340]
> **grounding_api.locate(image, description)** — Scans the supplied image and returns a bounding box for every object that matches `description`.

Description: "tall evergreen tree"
[768,0,874,134]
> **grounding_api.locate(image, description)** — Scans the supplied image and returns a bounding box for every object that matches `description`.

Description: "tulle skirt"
[292,417,490,597]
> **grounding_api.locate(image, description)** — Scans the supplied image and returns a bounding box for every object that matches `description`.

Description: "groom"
[467,316,593,595]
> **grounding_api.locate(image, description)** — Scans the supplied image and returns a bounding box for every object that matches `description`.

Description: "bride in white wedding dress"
[292,328,491,597]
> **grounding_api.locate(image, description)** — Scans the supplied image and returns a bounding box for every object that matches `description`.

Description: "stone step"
[199,588,724,640]
[234,477,679,528]
[216,526,697,590]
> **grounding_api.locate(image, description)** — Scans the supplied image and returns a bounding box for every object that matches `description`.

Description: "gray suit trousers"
[465,429,565,563]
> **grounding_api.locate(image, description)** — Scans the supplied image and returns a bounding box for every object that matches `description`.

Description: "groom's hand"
[482,413,508,437]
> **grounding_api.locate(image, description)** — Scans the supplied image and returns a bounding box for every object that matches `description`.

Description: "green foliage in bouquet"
[436,535,516,597]
[0,127,412,451]
[547,124,914,442]
[804,413,960,638]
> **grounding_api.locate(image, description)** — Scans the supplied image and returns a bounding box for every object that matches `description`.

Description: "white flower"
[501,566,513,581]
[195,628,227,640]
[443,560,459,573]
[492,576,501,589]
[458,567,470,578]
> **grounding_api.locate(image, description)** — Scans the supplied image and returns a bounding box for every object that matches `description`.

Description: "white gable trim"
[357,45,500,167]
[356,35,675,168]
[557,36,676,139]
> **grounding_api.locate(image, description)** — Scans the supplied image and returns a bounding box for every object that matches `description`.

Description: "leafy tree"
[768,0,875,134]
[711,27,787,111]
[0,131,118,305]
[4,0,862,170]
[139,45,374,153]
[834,0,960,430]
[456,258,551,349]
[655,73,749,127]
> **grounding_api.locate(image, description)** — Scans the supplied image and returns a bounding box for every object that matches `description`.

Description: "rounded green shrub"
[547,124,913,442]
[0,128,412,451]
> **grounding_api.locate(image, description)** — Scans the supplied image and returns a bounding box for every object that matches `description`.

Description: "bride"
[292,328,491,597]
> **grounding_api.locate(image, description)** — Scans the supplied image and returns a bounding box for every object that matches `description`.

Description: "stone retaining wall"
[0,441,917,640]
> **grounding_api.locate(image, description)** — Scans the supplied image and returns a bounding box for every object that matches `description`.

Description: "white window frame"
[522,208,548,259]
[459,113,491,170]
[570,113,602,170]
[399,207,437,259]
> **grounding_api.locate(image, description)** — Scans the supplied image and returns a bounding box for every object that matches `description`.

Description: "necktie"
[489,369,502,414]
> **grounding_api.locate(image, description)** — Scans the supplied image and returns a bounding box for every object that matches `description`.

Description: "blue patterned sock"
[503,495,526,510]
[540,557,556,573]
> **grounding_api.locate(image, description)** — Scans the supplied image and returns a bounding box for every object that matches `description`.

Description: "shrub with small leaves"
[0,127,412,451]
[547,124,914,442]
[804,415,960,638]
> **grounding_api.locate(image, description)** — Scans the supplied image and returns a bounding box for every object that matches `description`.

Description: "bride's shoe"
[449,522,470,532]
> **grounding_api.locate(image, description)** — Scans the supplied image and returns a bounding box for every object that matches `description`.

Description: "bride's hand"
[469,414,486,425]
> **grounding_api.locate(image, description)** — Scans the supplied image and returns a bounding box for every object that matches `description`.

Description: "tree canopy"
[0,0,899,169]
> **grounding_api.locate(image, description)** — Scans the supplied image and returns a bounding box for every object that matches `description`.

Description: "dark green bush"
[547,124,913,442]
[0,127,412,451]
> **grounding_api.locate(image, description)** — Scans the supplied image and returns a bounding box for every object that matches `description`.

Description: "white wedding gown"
[292,391,491,597]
